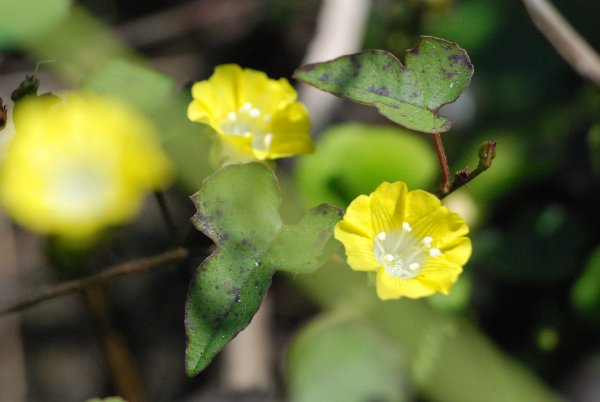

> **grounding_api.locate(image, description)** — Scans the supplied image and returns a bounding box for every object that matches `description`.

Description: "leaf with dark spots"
[185,163,342,376]
[294,36,473,134]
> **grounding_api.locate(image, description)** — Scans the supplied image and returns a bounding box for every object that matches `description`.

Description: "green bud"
[11,75,40,102]
[477,140,496,170]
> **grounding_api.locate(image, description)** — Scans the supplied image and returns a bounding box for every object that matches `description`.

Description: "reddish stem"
[433,133,451,195]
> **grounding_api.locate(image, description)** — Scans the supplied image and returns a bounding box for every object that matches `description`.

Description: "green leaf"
[85,398,126,402]
[286,311,410,402]
[288,259,562,402]
[264,204,341,274]
[294,36,473,134]
[83,58,175,114]
[83,57,214,191]
[185,163,341,376]
[571,245,600,323]
[295,123,437,208]
[0,0,71,49]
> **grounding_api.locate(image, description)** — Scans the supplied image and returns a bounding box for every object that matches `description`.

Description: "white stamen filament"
[373,224,443,279]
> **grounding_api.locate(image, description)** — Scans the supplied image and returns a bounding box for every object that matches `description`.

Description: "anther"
[377,232,387,241]
[402,222,412,232]
[249,108,261,118]
[429,248,441,257]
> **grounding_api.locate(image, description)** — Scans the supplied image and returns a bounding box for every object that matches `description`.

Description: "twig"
[0,213,27,401]
[82,283,146,402]
[522,0,600,86]
[0,248,189,316]
[154,191,179,244]
[438,140,496,199]
[433,133,451,195]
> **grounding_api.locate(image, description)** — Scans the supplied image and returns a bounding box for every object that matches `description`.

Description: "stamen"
[263,133,273,149]
[227,112,236,121]
[249,108,261,118]
[377,232,387,241]
[429,248,441,257]
[409,262,420,271]
[385,254,394,262]
[422,236,433,247]
[241,102,252,111]
[263,115,271,122]
[402,222,412,232]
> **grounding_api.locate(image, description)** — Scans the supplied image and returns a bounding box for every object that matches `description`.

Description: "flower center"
[373,222,442,279]
[219,102,273,151]
[47,160,112,220]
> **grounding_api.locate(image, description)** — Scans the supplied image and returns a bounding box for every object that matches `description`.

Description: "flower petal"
[441,236,472,266]
[334,229,379,271]
[417,259,463,294]
[370,182,407,234]
[375,268,436,300]
[410,206,468,248]
[255,102,313,159]
[189,65,241,126]
[338,194,372,237]
[239,70,297,113]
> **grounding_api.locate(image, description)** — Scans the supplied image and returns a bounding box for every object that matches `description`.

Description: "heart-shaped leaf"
[294,36,473,134]
[185,163,341,376]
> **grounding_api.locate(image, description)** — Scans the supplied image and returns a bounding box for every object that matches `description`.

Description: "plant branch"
[0,247,189,316]
[439,140,496,199]
[82,283,146,402]
[522,0,600,86]
[433,133,451,195]
[154,191,179,244]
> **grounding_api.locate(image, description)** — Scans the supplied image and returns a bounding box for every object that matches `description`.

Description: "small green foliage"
[83,58,175,114]
[11,74,40,101]
[571,246,600,323]
[286,311,410,402]
[0,0,70,49]
[185,163,341,376]
[294,36,473,134]
[295,123,437,207]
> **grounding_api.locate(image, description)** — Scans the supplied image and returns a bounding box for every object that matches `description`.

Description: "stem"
[438,140,497,199]
[0,248,189,316]
[154,191,179,244]
[433,133,451,195]
[522,0,600,85]
[82,283,146,402]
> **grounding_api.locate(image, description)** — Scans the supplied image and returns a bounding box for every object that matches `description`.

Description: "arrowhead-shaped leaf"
[185,163,341,376]
[294,36,473,134]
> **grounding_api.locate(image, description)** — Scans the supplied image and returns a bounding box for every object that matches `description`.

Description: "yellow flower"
[187,64,314,163]
[0,93,173,240]
[334,182,471,300]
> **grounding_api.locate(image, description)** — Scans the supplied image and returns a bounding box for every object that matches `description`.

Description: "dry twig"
[522,0,600,85]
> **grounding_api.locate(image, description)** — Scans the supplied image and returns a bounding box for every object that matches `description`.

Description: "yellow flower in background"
[0,93,172,240]
[334,182,471,300]
[187,64,314,163]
